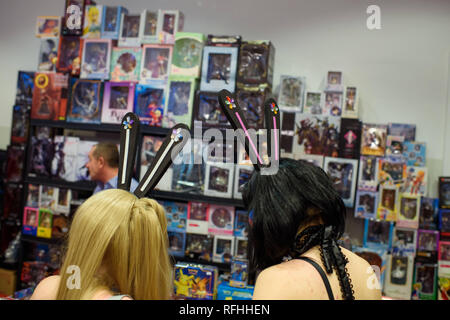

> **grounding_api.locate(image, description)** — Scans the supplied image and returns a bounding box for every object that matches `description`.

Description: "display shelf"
[21,234,63,246]
[23,177,246,208]
[150,190,245,208]
[175,256,231,272]
[29,119,171,136]
[25,176,96,192]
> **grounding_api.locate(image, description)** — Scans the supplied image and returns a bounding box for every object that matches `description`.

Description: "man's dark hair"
[92,143,119,168]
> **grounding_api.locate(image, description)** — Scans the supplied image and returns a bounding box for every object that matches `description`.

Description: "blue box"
[162,201,188,232]
[217,282,254,300]
[101,6,128,39]
[168,231,186,257]
[200,46,238,92]
[234,210,249,237]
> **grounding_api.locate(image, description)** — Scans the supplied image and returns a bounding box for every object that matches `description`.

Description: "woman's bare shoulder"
[30,275,61,300]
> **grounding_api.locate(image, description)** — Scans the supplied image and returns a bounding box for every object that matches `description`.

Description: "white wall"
[1,0,449,198]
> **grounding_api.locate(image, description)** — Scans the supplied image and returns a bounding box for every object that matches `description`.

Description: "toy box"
[391,227,417,257]
[187,202,210,234]
[377,185,399,221]
[52,136,79,182]
[206,35,242,47]
[217,282,254,300]
[82,4,103,38]
[360,123,387,157]
[234,237,248,260]
[119,13,141,47]
[439,177,450,209]
[412,263,438,300]
[67,78,103,124]
[110,47,142,82]
[401,166,427,196]
[363,219,394,250]
[277,75,305,112]
[140,44,173,82]
[235,86,270,130]
[101,6,128,39]
[293,113,341,157]
[403,141,426,167]
[303,92,323,114]
[10,104,30,145]
[101,81,135,124]
[62,0,88,36]
[200,46,238,92]
[237,40,275,87]
[5,145,25,183]
[388,123,416,142]
[192,91,232,133]
[140,135,164,179]
[208,205,235,236]
[31,72,69,121]
[438,241,450,278]
[22,207,39,236]
[397,193,420,229]
[162,201,188,233]
[354,190,378,219]
[185,233,213,262]
[134,82,165,126]
[0,269,16,297]
[157,9,184,44]
[15,71,35,105]
[419,197,439,230]
[439,209,450,233]
[163,76,197,127]
[168,231,186,258]
[81,39,112,79]
[233,164,253,200]
[171,32,205,78]
[378,157,406,187]
[173,263,218,300]
[38,38,59,72]
[342,86,359,119]
[204,162,235,199]
[229,259,249,288]
[234,210,249,238]
[385,135,405,158]
[171,138,206,194]
[37,208,53,239]
[323,157,358,208]
[384,254,414,300]
[57,36,83,76]
[213,235,234,263]
[416,229,439,263]
[338,118,362,159]
[324,71,344,92]
[323,91,343,116]
[139,10,159,44]
[36,16,61,38]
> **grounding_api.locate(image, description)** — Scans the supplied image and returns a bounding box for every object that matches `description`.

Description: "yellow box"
[0,268,16,297]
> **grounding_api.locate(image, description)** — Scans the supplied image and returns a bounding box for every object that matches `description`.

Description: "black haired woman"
[243,158,382,300]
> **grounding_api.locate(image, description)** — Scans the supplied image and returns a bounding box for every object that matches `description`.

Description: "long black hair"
[242,158,355,299]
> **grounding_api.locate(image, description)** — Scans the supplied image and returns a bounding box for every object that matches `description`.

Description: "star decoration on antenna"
[271,102,278,115]
[171,128,183,142]
[123,117,134,130]
[225,96,236,109]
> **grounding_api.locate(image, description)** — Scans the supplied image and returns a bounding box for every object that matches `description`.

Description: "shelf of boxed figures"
[29,119,171,136]
[24,177,246,209]
[174,257,232,273]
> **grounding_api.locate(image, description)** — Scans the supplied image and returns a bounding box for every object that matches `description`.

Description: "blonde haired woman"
[31,189,172,300]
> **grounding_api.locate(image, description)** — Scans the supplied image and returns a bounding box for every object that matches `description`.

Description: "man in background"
[86,142,138,194]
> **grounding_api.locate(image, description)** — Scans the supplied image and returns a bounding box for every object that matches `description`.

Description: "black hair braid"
[290,225,355,300]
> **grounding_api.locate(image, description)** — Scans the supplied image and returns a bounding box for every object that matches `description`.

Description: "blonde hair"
[56,189,172,300]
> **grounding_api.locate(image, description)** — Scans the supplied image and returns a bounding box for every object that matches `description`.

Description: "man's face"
[85,146,102,181]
